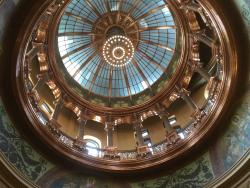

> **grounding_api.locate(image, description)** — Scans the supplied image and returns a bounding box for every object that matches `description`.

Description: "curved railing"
[33,98,215,161]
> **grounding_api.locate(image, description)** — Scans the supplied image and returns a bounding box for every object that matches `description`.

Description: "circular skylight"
[57,0,177,98]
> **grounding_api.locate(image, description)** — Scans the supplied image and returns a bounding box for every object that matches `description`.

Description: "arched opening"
[84,135,102,157]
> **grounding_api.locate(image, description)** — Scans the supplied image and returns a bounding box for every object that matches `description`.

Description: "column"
[26,42,43,61]
[178,87,199,111]
[189,61,211,81]
[156,104,175,134]
[161,115,175,134]
[179,0,200,11]
[189,41,211,81]
[196,66,210,81]
[179,0,210,27]
[32,73,49,91]
[76,118,87,141]
[50,95,64,125]
[133,121,144,147]
[105,122,114,147]
[74,116,87,150]
[191,32,216,48]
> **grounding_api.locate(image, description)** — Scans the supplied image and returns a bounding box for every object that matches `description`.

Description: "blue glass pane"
[57,0,176,98]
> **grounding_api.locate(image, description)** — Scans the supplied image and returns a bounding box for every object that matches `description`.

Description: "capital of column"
[191,41,200,61]
[132,120,143,130]
[50,94,66,122]
[76,117,86,142]
[104,122,114,132]
[160,113,170,121]
[178,88,191,97]
[155,103,168,116]
[179,0,200,11]
[31,73,50,93]
[53,99,63,107]
[190,29,204,39]
[157,109,169,122]
[77,117,87,126]
[176,86,199,111]
[53,93,66,106]
[188,60,203,71]
[25,43,44,63]
[192,31,217,48]
[37,72,50,81]
[188,60,211,81]
[46,0,66,16]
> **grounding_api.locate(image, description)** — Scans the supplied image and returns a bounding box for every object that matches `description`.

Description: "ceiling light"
[103,35,135,67]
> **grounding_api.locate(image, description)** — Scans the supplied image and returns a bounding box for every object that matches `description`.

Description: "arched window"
[84,135,101,157]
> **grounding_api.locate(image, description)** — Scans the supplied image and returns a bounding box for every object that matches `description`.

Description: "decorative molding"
[206,149,250,188]
[0,152,37,188]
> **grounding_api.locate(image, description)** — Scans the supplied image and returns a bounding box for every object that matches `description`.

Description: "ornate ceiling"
[57,0,177,98]
[12,0,238,172]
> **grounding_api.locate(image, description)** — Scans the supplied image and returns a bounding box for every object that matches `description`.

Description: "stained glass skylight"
[57,0,177,98]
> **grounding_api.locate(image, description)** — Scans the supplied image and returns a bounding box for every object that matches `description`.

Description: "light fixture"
[103,35,135,67]
[94,116,102,122]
